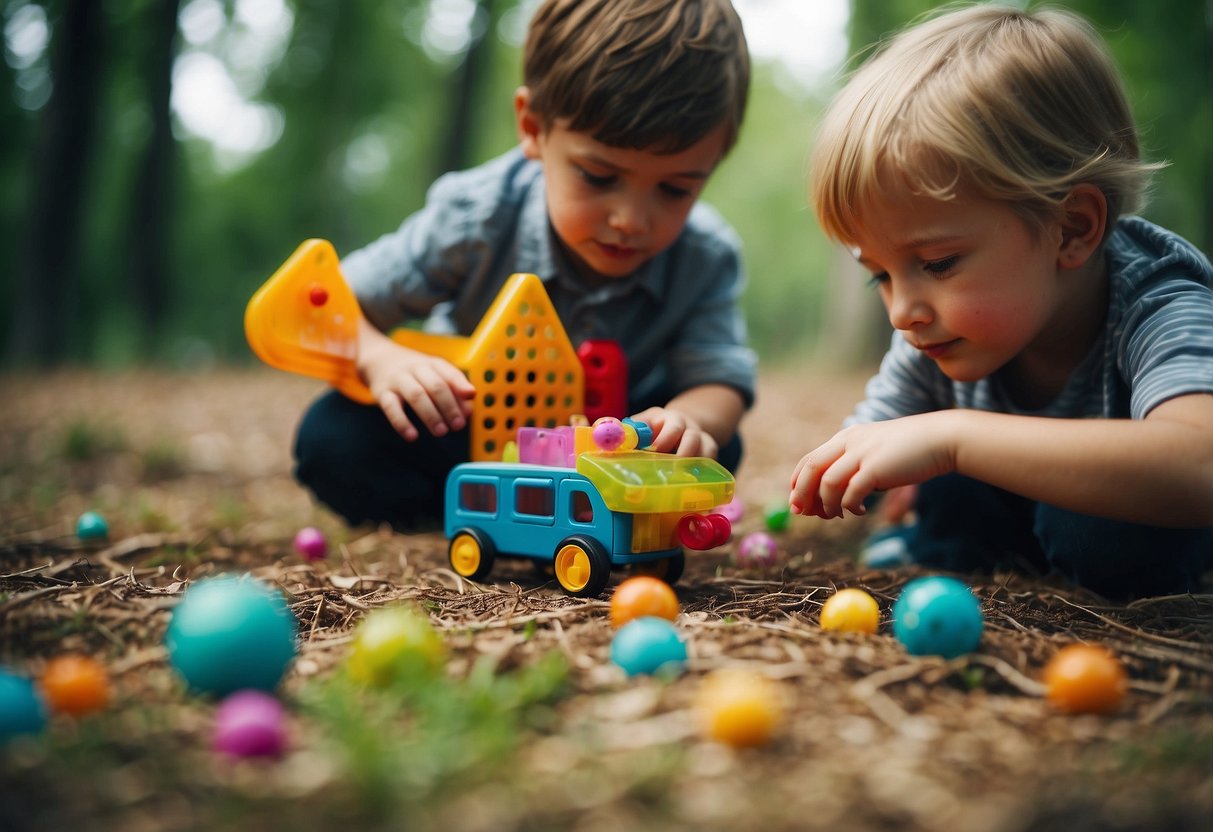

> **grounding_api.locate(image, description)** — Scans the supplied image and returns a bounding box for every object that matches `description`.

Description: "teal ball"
[610,617,687,677]
[165,575,298,696]
[76,511,109,541]
[892,577,983,659]
[0,670,47,742]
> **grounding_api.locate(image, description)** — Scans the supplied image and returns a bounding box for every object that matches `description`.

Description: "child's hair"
[811,4,1164,245]
[523,0,749,155]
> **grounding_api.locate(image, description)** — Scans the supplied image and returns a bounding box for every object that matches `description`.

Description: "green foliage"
[0,1,1207,367]
[299,650,570,821]
[58,419,128,463]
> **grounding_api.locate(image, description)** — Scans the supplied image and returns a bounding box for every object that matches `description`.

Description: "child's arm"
[790,392,1213,528]
[355,317,476,442]
[631,384,746,460]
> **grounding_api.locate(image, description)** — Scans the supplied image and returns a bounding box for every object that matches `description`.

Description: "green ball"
[165,575,298,696]
[347,607,446,686]
[76,511,109,541]
[763,503,791,532]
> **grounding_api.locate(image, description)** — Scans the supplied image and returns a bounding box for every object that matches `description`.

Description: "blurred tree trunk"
[129,0,182,349]
[8,0,106,365]
[435,0,498,178]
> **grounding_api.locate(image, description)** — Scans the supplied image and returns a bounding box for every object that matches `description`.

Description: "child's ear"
[514,87,542,160]
[1057,184,1108,270]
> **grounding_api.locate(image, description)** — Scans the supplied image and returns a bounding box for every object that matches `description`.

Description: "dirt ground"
[1,367,1211,832]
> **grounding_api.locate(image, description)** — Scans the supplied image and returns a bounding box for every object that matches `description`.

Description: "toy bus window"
[515,482,554,518]
[459,481,497,514]
[570,490,594,523]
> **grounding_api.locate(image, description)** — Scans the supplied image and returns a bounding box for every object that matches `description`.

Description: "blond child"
[790,5,1213,598]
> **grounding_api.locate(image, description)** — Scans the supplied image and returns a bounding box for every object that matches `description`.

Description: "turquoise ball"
[892,577,983,659]
[610,617,688,677]
[165,575,298,696]
[0,670,47,742]
[76,511,109,541]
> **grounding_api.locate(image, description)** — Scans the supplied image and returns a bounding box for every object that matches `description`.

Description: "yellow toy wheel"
[553,535,612,597]
[448,528,495,581]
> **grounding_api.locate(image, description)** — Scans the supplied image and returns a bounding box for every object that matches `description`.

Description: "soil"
[0,367,1210,832]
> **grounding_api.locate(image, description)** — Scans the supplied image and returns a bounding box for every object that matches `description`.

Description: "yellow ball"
[347,607,446,686]
[695,669,782,748]
[819,588,880,634]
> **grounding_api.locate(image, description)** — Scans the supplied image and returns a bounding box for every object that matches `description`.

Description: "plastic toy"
[40,655,111,716]
[695,669,782,748]
[445,416,734,597]
[734,531,779,570]
[0,670,46,742]
[716,496,745,524]
[819,588,880,634]
[245,239,589,461]
[75,510,108,541]
[347,606,446,687]
[292,526,327,562]
[578,339,628,422]
[213,689,287,758]
[891,577,983,659]
[1043,644,1127,714]
[165,575,298,696]
[610,576,680,628]
[610,617,688,677]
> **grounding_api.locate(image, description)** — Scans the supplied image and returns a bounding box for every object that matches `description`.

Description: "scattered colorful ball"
[695,669,783,748]
[891,576,983,659]
[734,531,779,570]
[75,511,109,541]
[347,606,446,686]
[40,654,111,716]
[1043,644,1127,714]
[610,617,687,677]
[0,670,46,742]
[610,576,680,628]
[213,689,287,758]
[763,502,791,533]
[292,526,327,562]
[716,496,745,524]
[819,588,880,634]
[165,575,298,696]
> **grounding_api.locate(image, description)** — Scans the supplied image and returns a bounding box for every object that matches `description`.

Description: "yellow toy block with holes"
[245,239,585,461]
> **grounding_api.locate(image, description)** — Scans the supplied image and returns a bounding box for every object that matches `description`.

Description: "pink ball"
[735,531,779,569]
[717,496,745,524]
[293,526,327,561]
[213,689,287,758]
[591,418,626,451]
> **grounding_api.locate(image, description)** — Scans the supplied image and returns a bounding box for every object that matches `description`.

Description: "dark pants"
[293,390,744,531]
[905,473,1213,599]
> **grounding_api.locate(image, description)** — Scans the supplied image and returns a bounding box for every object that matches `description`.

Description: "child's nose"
[887,284,933,330]
[608,199,649,236]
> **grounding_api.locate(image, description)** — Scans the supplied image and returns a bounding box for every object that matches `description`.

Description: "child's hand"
[788,414,956,519]
[630,406,719,459]
[357,324,475,442]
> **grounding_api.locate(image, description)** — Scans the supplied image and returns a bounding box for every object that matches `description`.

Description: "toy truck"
[445,421,734,597]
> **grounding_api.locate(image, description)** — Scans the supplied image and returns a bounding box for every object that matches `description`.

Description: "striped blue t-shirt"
[848,216,1213,424]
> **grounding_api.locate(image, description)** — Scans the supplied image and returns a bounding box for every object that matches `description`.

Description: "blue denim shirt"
[341,147,757,409]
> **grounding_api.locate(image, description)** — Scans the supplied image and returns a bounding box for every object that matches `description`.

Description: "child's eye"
[867,272,890,288]
[578,168,615,188]
[923,256,959,276]
[660,183,692,199]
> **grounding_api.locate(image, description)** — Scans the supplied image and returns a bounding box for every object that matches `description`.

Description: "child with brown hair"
[295,0,756,529]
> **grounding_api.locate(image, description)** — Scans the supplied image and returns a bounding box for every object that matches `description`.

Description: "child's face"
[518,106,726,279]
[851,183,1078,384]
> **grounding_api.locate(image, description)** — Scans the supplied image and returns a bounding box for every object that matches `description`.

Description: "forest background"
[2,0,1209,371]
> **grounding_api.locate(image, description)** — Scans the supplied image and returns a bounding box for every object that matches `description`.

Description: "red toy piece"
[578,339,628,422]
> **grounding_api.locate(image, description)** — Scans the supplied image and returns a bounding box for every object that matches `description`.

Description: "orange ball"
[41,654,112,716]
[610,576,679,628]
[1044,644,1127,714]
